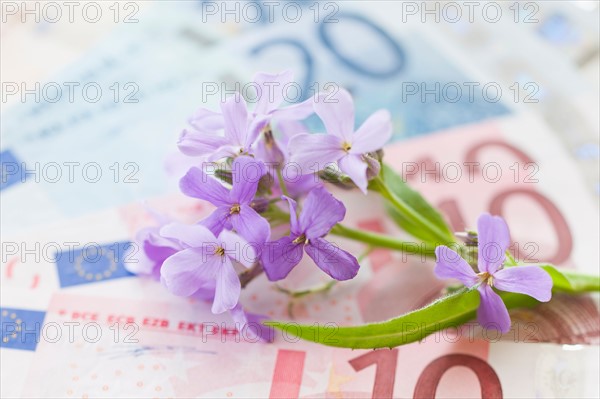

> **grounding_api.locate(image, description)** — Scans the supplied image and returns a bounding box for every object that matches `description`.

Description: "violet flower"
[178,108,226,156]
[160,223,256,314]
[179,156,271,244]
[252,70,314,121]
[178,71,313,162]
[124,226,181,280]
[262,186,360,281]
[434,213,553,333]
[230,304,275,343]
[178,93,268,160]
[288,88,392,193]
[260,119,322,196]
[124,206,180,280]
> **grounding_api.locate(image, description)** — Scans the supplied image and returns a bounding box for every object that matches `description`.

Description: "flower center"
[342,141,352,152]
[214,246,226,257]
[292,234,307,245]
[230,204,241,214]
[477,271,494,287]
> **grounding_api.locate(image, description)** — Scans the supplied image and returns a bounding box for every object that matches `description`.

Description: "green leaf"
[541,265,600,293]
[265,265,600,349]
[265,290,537,349]
[265,289,479,349]
[372,163,454,244]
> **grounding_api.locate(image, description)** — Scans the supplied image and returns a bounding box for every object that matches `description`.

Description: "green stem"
[275,281,337,299]
[330,224,436,258]
[276,168,290,197]
[505,250,517,266]
[261,200,291,227]
[372,176,454,244]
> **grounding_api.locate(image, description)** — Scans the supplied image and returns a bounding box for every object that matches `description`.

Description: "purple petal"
[314,88,355,140]
[338,154,369,194]
[124,248,158,278]
[125,229,176,278]
[178,129,228,157]
[253,70,294,115]
[305,237,359,281]
[245,114,269,149]
[365,153,381,180]
[218,229,256,268]
[272,98,315,121]
[161,248,219,297]
[285,174,323,198]
[144,228,177,248]
[207,144,243,161]
[477,284,511,334]
[493,266,552,302]
[300,187,346,239]
[275,119,307,146]
[188,107,225,132]
[351,110,392,154]
[160,223,217,248]
[288,133,345,173]
[230,156,266,204]
[179,167,230,207]
[477,213,510,274]
[212,259,241,314]
[142,241,178,279]
[261,236,304,281]
[199,207,231,237]
[190,283,216,302]
[221,93,249,146]
[229,304,274,343]
[230,205,271,244]
[255,131,286,165]
[281,195,301,235]
[144,243,178,265]
[434,246,478,287]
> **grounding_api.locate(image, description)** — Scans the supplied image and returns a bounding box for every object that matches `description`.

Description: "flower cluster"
[126,71,556,342]
[126,71,392,337]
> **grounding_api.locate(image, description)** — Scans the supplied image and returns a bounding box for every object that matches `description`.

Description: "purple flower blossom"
[124,207,181,280]
[260,119,322,196]
[178,71,313,162]
[434,213,553,333]
[160,223,256,314]
[179,93,268,160]
[230,304,274,343]
[125,225,181,280]
[252,70,314,121]
[262,186,360,281]
[289,88,392,193]
[179,156,271,244]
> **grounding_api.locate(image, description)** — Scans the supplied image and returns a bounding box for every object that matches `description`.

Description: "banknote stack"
[1,1,599,397]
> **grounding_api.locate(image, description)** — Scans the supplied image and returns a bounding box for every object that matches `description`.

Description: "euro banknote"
[1,1,514,232]
[2,113,599,397]
[379,112,600,345]
[9,292,600,398]
[3,1,598,236]
[417,1,600,199]
[0,1,146,98]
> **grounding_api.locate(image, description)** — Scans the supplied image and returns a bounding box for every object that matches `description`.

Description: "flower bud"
[249,197,270,214]
[257,125,286,166]
[365,152,382,181]
[456,230,478,247]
